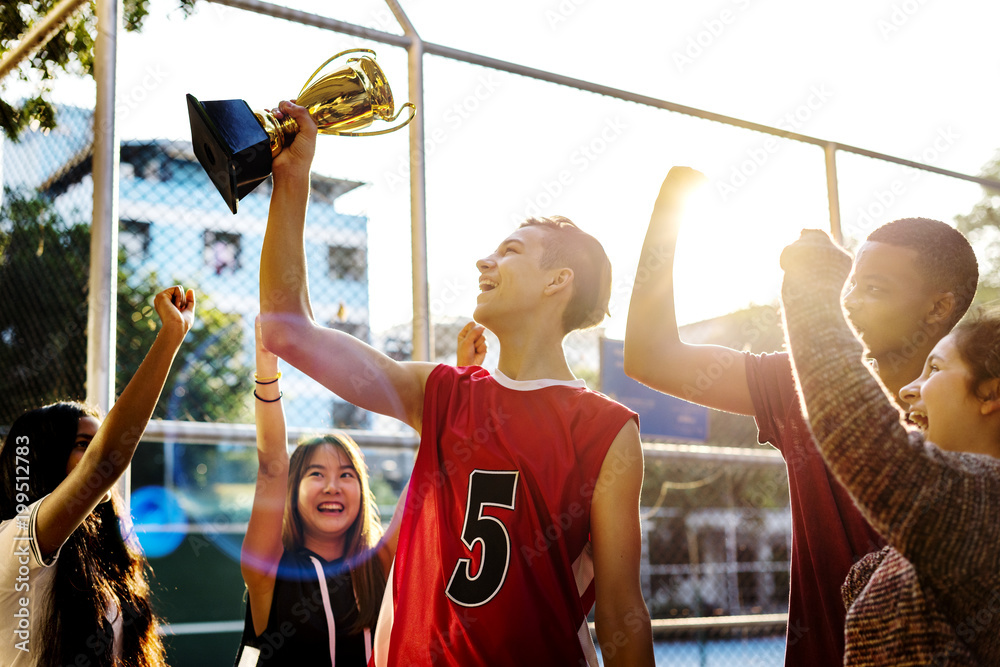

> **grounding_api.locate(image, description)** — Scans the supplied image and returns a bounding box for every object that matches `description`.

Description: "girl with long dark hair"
[235,317,395,666]
[0,285,195,666]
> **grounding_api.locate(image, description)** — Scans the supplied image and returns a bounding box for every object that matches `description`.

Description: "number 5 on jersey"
[445,469,519,607]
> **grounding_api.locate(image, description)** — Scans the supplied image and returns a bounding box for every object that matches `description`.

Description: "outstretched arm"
[36,286,195,558]
[241,316,289,637]
[624,168,754,415]
[259,101,435,431]
[591,419,654,667]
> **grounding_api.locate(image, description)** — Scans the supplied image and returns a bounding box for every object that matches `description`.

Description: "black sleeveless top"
[234,548,370,666]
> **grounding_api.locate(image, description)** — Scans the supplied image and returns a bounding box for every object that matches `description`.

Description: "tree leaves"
[956,150,1000,304]
[0,0,195,140]
[0,187,251,426]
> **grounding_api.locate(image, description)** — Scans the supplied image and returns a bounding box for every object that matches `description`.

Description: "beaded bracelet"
[254,371,281,385]
[254,391,283,403]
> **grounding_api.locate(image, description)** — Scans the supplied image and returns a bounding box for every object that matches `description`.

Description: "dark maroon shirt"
[745,352,886,667]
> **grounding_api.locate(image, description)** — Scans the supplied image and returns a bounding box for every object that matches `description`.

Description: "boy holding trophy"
[258,100,654,666]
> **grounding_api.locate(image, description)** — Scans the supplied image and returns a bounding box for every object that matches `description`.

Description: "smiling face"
[473,225,562,332]
[295,443,361,559]
[900,333,982,452]
[842,241,938,358]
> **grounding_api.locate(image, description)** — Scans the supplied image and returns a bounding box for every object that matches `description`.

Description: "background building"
[4,103,372,430]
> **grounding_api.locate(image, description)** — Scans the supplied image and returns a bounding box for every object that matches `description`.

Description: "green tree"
[956,150,1000,305]
[117,268,251,423]
[0,187,251,426]
[0,0,195,140]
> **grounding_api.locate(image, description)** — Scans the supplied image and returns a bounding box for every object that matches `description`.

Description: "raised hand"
[653,166,707,209]
[639,166,708,253]
[153,285,196,338]
[457,321,487,366]
[779,229,853,302]
[270,100,318,177]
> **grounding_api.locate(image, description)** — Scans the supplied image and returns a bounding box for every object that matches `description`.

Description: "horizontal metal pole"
[158,615,789,638]
[205,0,410,47]
[642,442,784,466]
[583,614,789,638]
[648,613,788,633]
[143,420,786,464]
[207,0,1000,193]
[419,45,1000,191]
[136,522,245,533]
[158,615,788,638]
[143,419,419,450]
[157,620,244,636]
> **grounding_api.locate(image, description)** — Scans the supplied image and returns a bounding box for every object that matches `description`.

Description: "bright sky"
[18,0,1000,336]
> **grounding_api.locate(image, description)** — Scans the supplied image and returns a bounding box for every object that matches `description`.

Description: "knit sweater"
[779,231,1000,666]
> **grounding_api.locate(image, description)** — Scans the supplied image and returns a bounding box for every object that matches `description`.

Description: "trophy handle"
[298,48,377,98]
[321,102,416,137]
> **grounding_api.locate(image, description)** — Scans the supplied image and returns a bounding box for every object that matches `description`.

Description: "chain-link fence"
[3,102,978,664]
[5,5,1000,663]
[2,103,374,431]
[2,102,793,662]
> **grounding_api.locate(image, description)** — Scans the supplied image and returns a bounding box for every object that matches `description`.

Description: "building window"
[138,157,172,182]
[120,219,152,261]
[204,231,241,275]
[328,245,366,281]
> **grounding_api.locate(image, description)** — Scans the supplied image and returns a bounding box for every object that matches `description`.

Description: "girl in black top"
[236,317,397,666]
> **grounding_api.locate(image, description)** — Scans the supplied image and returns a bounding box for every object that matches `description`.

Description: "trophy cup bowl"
[187,49,415,214]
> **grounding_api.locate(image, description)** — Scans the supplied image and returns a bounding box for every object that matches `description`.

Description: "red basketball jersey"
[374,365,637,667]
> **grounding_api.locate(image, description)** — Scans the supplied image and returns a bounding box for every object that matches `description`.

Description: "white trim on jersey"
[373,561,395,667]
[490,369,588,391]
[578,622,600,667]
[572,542,600,667]
[572,541,595,597]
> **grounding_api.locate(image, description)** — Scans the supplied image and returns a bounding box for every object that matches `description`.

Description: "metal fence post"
[825,143,842,244]
[90,0,125,507]
[386,0,431,362]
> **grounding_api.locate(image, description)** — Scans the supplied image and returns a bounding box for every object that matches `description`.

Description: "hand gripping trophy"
[187,48,415,214]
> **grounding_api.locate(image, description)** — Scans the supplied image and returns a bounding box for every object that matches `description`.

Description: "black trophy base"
[186,93,272,214]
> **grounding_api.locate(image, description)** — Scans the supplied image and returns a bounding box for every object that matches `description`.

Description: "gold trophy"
[187,49,415,214]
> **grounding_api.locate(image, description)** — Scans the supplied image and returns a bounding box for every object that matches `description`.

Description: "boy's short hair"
[867,218,979,328]
[520,216,612,333]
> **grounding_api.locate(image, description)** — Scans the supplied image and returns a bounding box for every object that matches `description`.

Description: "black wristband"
[254,390,283,403]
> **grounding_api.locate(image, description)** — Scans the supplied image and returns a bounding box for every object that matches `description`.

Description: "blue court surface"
[599,637,785,667]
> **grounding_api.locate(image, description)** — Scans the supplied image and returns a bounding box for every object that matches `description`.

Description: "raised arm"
[258,101,434,431]
[624,168,754,415]
[779,231,1000,579]
[36,286,195,558]
[590,419,654,667]
[241,316,289,636]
